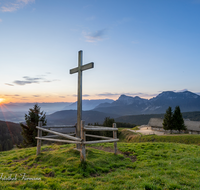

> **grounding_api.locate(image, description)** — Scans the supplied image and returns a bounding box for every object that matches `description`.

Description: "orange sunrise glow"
[0,98,4,104]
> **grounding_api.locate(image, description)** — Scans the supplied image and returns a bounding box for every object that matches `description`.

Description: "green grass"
[120,129,200,145]
[0,141,200,189]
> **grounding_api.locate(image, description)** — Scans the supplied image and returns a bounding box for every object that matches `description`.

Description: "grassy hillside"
[0,141,200,189]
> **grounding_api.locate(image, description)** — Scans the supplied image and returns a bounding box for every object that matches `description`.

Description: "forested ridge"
[0,120,23,151]
[116,111,200,125]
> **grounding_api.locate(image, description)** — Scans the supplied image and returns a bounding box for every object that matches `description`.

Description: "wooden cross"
[70,50,94,148]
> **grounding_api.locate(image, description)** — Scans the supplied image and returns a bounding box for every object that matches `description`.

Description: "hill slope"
[0,142,200,189]
[0,120,23,151]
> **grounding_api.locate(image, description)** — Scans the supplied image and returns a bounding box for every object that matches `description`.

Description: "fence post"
[80,120,86,162]
[113,123,117,155]
[36,121,42,156]
[75,123,79,149]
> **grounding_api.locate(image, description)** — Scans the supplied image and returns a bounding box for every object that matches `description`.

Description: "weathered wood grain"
[85,134,113,140]
[36,122,42,156]
[84,139,119,144]
[84,127,118,131]
[35,137,81,144]
[69,51,94,149]
[113,123,117,155]
[36,126,81,141]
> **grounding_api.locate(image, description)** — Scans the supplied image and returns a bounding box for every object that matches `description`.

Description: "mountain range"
[93,91,200,115]
[46,90,200,125]
[1,90,200,125]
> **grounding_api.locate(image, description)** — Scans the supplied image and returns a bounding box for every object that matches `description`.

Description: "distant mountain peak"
[155,90,200,100]
[93,90,200,115]
[113,94,148,106]
[118,94,133,99]
[118,94,142,100]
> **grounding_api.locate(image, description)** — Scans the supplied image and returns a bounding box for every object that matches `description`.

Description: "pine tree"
[172,106,186,133]
[103,117,115,137]
[163,106,173,133]
[19,104,47,147]
[103,117,115,127]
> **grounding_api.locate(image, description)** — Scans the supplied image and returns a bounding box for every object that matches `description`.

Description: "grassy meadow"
[0,135,200,190]
[119,129,200,145]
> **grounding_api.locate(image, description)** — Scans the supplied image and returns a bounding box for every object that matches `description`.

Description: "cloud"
[17,0,35,4]
[5,83,14,86]
[43,80,51,83]
[33,95,40,97]
[125,93,158,98]
[72,94,90,97]
[175,89,188,92]
[83,29,106,42]
[0,0,35,12]
[96,93,121,97]
[4,94,19,97]
[1,3,20,12]
[59,96,66,98]
[36,74,46,77]
[10,75,59,86]
[96,92,158,99]
[13,76,42,85]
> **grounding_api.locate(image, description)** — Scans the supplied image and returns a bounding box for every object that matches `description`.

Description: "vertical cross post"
[70,50,94,149]
[80,120,86,162]
[36,121,42,156]
[77,51,82,149]
[113,123,117,155]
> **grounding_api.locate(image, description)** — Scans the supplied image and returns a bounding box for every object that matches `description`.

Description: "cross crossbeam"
[70,62,94,74]
[69,50,94,149]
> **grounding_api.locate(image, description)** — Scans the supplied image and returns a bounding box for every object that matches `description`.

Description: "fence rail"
[84,127,118,131]
[36,126,81,141]
[44,133,76,138]
[36,121,119,161]
[85,134,113,140]
[42,125,75,128]
[36,137,82,144]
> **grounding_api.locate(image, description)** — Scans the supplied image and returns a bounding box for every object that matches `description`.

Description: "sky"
[1,0,200,103]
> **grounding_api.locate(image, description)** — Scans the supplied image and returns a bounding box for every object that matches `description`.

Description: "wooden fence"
[36,121,119,161]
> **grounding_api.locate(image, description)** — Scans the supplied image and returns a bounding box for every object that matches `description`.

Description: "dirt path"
[128,128,165,136]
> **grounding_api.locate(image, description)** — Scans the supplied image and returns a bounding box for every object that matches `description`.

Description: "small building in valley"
[148,118,200,134]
